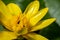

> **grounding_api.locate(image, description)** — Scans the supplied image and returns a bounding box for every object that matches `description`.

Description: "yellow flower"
[0,0,56,40]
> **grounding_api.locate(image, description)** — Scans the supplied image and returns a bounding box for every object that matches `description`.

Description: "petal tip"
[44,7,48,11]
[33,0,39,5]
[51,18,56,21]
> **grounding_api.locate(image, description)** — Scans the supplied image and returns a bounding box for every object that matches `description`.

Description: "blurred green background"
[0,0,60,40]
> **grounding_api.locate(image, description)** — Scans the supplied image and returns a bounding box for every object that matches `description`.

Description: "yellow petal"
[0,1,14,31]
[24,1,39,19]
[31,18,56,32]
[0,2,22,31]
[7,3,22,23]
[7,3,23,31]
[30,8,48,26]
[7,3,22,16]
[0,1,12,25]
[0,31,17,40]
[0,0,11,17]
[23,33,48,40]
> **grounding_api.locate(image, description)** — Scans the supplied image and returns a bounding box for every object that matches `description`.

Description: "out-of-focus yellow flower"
[0,0,56,40]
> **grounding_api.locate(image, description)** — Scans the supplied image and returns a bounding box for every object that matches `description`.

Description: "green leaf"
[53,37,60,40]
[0,25,4,31]
[39,22,60,39]
[44,0,60,26]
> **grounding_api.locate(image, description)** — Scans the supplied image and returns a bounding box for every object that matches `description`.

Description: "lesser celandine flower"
[0,0,56,40]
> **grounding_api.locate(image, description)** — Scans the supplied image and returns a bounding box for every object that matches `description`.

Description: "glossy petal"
[30,8,48,26]
[7,3,23,31]
[0,0,13,31]
[0,0,12,23]
[24,1,39,19]
[0,0,11,17]
[7,3,22,17]
[0,31,17,40]
[7,3,22,24]
[23,33,48,40]
[31,18,56,32]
